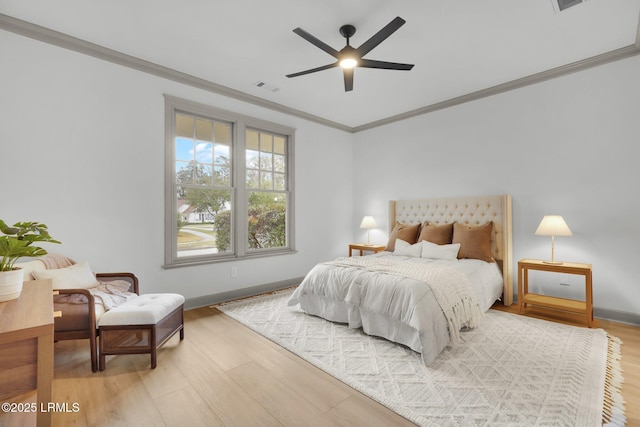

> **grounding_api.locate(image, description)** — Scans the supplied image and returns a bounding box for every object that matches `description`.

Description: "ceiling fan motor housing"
[339,24,356,41]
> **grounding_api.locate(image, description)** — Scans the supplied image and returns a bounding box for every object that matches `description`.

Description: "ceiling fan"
[286,16,414,92]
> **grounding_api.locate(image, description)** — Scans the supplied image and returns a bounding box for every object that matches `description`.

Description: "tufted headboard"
[389,194,513,305]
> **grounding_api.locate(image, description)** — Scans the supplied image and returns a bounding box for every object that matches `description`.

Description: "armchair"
[54,273,139,372]
[16,259,139,372]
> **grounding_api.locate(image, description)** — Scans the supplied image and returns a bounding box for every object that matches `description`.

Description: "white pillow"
[421,241,461,260]
[14,260,46,281]
[393,239,423,257]
[32,261,99,290]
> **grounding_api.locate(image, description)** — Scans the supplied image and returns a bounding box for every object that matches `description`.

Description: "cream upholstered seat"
[97,293,185,370]
[98,294,184,325]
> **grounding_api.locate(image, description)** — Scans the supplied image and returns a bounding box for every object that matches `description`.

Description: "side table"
[518,258,594,327]
[348,243,386,257]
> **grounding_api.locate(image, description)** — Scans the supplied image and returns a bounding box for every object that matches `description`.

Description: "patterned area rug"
[217,289,625,427]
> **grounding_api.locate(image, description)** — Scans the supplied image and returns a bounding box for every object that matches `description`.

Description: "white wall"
[0,31,354,302]
[353,55,640,316]
[3,28,639,319]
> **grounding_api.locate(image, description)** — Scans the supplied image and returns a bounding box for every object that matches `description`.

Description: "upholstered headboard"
[389,194,513,305]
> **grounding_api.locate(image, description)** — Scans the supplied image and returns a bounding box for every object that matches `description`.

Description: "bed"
[288,194,513,365]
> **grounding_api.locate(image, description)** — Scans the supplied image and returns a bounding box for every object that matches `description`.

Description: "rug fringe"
[602,333,625,426]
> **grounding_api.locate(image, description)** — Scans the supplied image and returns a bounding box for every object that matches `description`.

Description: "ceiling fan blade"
[286,63,338,78]
[355,17,406,57]
[359,59,414,71]
[292,28,340,58]
[343,68,354,92]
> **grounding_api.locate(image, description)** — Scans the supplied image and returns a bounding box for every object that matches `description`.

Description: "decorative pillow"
[385,222,420,251]
[417,222,454,245]
[13,260,46,281]
[421,241,461,260]
[394,239,423,257]
[32,261,99,289]
[452,222,494,262]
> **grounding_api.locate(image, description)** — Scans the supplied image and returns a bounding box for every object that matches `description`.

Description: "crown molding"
[0,13,352,133]
[353,43,640,132]
[2,12,639,134]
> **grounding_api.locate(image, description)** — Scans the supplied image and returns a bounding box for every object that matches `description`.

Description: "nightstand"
[348,243,386,256]
[518,258,595,327]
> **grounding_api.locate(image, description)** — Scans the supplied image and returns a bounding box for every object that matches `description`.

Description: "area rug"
[216,289,625,427]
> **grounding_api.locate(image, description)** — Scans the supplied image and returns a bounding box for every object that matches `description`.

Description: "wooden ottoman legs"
[99,305,184,370]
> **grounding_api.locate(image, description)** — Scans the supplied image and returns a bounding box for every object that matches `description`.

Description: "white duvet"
[287,253,503,365]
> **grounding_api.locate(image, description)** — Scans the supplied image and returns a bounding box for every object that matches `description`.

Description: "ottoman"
[98,293,185,370]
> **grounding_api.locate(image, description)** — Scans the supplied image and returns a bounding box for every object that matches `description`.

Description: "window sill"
[162,248,298,269]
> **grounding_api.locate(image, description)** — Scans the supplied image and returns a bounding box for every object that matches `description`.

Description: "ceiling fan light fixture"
[339,58,358,69]
[286,17,414,92]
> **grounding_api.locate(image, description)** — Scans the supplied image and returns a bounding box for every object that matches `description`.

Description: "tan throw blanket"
[40,253,75,269]
[324,257,484,345]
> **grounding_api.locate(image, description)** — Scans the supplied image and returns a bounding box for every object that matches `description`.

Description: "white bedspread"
[323,256,483,345]
[288,254,496,365]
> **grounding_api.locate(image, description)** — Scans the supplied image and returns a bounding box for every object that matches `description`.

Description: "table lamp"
[535,215,572,264]
[360,216,377,245]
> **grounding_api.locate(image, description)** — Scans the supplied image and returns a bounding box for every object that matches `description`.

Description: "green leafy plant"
[0,220,61,272]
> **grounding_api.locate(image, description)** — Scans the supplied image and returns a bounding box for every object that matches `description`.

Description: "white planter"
[0,268,25,302]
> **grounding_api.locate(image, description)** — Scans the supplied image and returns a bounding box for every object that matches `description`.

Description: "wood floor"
[2,304,638,426]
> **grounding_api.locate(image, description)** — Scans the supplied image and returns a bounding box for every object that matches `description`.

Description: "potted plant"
[0,220,60,302]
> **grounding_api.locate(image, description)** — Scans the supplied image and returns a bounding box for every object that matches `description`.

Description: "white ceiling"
[2,0,639,130]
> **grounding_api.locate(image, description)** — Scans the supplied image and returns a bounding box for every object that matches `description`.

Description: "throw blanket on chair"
[42,254,136,310]
[324,257,484,346]
[55,280,137,310]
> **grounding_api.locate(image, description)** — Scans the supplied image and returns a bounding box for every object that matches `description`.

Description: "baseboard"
[594,306,640,326]
[184,277,303,310]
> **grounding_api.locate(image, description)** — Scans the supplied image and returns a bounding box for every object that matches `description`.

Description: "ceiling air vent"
[254,81,280,93]
[552,0,588,12]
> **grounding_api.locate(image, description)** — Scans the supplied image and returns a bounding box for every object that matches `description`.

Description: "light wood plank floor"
[2,304,637,426]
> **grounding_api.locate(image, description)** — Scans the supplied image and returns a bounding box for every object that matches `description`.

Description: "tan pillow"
[452,222,494,262]
[418,222,454,245]
[385,222,420,252]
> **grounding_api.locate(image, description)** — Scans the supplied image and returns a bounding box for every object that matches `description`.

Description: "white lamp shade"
[535,215,572,236]
[360,216,377,229]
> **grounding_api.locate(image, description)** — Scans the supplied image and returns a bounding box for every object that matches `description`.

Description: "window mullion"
[165,105,177,265]
[235,121,247,257]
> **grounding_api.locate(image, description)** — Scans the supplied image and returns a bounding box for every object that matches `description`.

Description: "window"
[164,96,295,267]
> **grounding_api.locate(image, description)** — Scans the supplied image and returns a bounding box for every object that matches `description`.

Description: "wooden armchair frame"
[53,272,139,372]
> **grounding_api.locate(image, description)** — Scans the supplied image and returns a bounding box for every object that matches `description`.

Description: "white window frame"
[164,95,295,268]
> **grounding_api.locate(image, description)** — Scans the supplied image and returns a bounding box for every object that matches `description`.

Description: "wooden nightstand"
[349,243,386,256]
[518,258,595,327]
